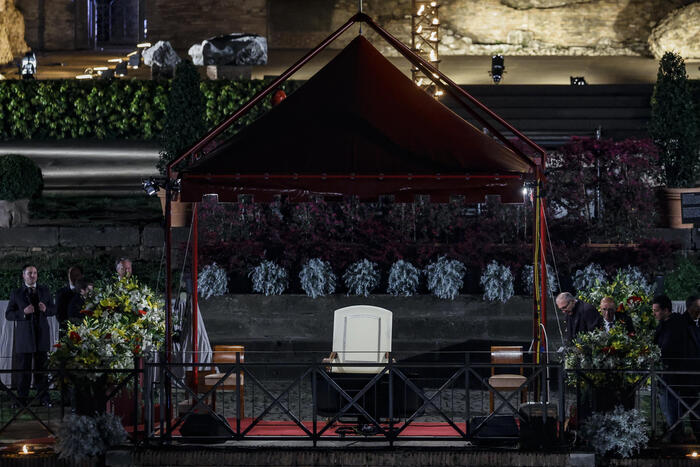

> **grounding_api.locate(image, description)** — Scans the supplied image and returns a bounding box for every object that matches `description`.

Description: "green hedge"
[0,79,300,141]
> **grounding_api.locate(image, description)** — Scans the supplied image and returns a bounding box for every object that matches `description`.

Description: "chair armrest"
[322,352,337,371]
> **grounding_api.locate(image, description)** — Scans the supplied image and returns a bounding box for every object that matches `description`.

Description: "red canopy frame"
[164,13,549,395]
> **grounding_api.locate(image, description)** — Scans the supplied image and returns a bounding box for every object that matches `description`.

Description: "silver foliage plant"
[572,263,607,295]
[198,262,228,299]
[56,413,127,461]
[480,260,514,303]
[425,256,466,300]
[343,259,380,297]
[387,260,421,296]
[249,260,288,296]
[617,265,653,295]
[581,406,649,458]
[299,258,336,298]
[521,264,559,296]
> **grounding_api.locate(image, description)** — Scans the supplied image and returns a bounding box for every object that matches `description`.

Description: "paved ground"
[2,46,700,84]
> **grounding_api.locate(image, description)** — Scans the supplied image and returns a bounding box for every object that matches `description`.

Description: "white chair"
[326,305,392,374]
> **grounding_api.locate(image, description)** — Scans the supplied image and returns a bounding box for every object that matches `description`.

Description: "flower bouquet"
[50,276,165,380]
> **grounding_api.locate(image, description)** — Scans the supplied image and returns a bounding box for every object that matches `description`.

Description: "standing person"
[653,294,689,443]
[55,265,83,335]
[115,258,133,279]
[4,264,57,406]
[66,278,93,325]
[556,292,603,345]
[599,296,634,334]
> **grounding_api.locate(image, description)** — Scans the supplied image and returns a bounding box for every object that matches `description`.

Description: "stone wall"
[0,0,29,63]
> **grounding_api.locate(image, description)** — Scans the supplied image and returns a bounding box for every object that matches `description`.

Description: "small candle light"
[19,444,33,455]
[687,451,699,459]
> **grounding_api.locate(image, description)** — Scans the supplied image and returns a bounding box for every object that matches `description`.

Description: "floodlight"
[115,61,128,77]
[20,52,37,80]
[490,55,505,84]
[142,178,159,196]
[570,76,587,85]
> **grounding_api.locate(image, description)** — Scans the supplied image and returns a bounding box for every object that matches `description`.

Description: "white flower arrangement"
[299,258,336,298]
[425,256,466,300]
[480,260,514,303]
[249,260,288,296]
[198,262,228,299]
[387,260,420,296]
[572,263,607,295]
[616,266,653,295]
[521,264,559,296]
[56,413,127,461]
[581,406,649,458]
[343,259,380,297]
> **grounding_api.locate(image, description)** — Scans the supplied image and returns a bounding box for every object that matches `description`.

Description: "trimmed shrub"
[572,263,607,295]
[480,260,514,303]
[581,406,649,458]
[387,260,421,296]
[343,259,380,297]
[425,256,466,300]
[521,264,559,296]
[299,258,336,298]
[198,262,228,299]
[664,257,700,301]
[0,154,43,200]
[249,260,288,296]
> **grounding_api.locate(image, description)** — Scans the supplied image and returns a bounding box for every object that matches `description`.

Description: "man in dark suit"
[4,264,57,406]
[599,296,634,334]
[556,292,603,345]
[54,265,83,336]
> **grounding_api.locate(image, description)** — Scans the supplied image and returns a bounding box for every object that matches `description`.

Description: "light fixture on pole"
[411,1,442,98]
[489,55,505,84]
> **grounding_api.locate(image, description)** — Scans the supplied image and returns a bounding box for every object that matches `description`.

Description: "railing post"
[236,351,241,437]
[158,358,166,444]
[558,360,565,445]
[134,356,140,441]
[465,352,470,439]
[144,356,154,440]
[388,353,394,447]
[651,367,657,439]
[312,362,317,446]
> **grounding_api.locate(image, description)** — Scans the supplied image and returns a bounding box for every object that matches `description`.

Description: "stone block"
[206,65,252,80]
[0,227,58,247]
[142,224,165,247]
[59,227,140,247]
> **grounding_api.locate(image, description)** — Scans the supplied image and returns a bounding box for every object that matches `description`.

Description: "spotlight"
[19,51,37,80]
[489,55,505,84]
[99,68,115,80]
[570,76,587,85]
[142,178,159,196]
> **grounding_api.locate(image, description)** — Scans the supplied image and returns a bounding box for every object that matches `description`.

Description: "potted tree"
[649,52,699,228]
[0,154,43,228]
[158,59,206,227]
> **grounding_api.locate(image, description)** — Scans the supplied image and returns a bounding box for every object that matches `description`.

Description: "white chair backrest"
[331,305,392,373]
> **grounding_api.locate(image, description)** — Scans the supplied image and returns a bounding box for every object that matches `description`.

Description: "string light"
[411,1,442,99]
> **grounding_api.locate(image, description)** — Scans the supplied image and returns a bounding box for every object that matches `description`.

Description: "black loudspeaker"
[470,415,519,444]
[180,412,233,441]
[518,402,558,449]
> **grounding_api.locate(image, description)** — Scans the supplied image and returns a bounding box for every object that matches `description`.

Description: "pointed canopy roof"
[180,35,536,203]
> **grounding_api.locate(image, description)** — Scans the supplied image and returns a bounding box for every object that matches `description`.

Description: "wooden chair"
[488,346,527,413]
[201,345,245,417]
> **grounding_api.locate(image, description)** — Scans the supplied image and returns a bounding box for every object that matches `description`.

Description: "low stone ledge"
[59,226,140,247]
[0,226,59,247]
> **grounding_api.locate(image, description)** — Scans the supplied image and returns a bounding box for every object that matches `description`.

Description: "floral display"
[565,326,660,387]
[581,406,649,458]
[480,260,514,303]
[572,263,607,295]
[50,276,165,379]
[343,259,380,297]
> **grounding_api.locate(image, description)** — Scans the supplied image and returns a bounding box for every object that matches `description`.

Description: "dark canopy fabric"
[180,35,536,203]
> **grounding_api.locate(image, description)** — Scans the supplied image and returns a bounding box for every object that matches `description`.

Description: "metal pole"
[164,179,173,423]
[192,203,199,385]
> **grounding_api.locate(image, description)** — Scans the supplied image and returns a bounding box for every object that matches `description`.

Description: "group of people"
[3,258,133,407]
[556,291,700,442]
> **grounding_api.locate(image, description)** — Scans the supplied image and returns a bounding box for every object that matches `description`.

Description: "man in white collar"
[4,264,57,407]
